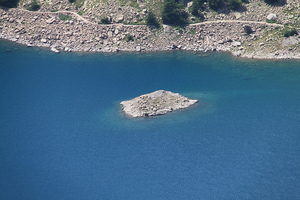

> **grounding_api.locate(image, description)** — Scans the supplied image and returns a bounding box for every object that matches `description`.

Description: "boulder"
[266,13,277,21]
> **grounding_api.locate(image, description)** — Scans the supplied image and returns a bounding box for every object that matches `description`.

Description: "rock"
[115,15,124,23]
[108,31,113,38]
[282,37,299,47]
[46,18,56,24]
[41,38,47,43]
[232,41,241,47]
[120,90,198,117]
[50,47,60,53]
[136,46,141,52]
[267,13,277,21]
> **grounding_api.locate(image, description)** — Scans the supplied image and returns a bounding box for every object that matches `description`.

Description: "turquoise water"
[0,40,300,199]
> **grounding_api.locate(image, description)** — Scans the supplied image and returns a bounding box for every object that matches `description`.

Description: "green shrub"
[228,0,242,10]
[146,11,159,27]
[100,17,110,24]
[266,19,277,23]
[189,0,204,16]
[27,0,40,11]
[283,28,298,37]
[0,0,19,8]
[162,0,188,25]
[264,0,278,4]
[69,0,85,8]
[243,25,253,34]
[59,14,72,21]
[207,0,222,10]
[125,34,134,42]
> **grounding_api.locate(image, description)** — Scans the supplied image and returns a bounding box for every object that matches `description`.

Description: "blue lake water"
[0,40,300,199]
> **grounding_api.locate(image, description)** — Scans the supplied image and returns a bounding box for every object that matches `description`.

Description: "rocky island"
[120,90,198,117]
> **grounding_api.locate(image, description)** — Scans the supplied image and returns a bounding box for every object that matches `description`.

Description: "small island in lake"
[120,90,198,117]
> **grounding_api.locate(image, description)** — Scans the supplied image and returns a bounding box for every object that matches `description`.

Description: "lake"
[0,40,299,199]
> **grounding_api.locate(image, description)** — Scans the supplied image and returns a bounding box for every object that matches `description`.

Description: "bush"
[189,0,204,16]
[207,0,222,10]
[264,0,278,4]
[100,17,110,24]
[243,25,253,34]
[27,0,40,11]
[283,28,298,37]
[69,0,85,8]
[161,0,188,25]
[228,0,242,10]
[266,19,277,23]
[59,14,72,21]
[125,34,134,42]
[146,11,159,27]
[0,0,19,8]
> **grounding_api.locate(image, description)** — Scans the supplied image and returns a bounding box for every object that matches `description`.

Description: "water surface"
[0,40,300,199]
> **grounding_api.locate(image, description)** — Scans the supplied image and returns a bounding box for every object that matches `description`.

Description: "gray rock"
[267,14,277,21]
[232,41,241,47]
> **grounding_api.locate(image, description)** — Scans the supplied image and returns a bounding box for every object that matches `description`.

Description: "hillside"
[0,0,299,58]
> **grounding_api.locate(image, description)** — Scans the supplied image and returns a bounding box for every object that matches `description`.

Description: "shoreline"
[1,8,299,60]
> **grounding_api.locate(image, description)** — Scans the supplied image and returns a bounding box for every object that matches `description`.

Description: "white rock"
[41,38,47,43]
[266,13,277,21]
[232,41,241,47]
[46,18,56,24]
[50,47,60,53]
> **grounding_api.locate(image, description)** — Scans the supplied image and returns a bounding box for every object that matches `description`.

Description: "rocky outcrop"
[120,90,198,117]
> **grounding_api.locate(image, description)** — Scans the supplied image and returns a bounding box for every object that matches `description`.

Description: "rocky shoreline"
[0,7,299,59]
[120,90,198,117]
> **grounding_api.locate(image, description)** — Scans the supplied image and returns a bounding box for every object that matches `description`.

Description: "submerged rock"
[120,90,198,117]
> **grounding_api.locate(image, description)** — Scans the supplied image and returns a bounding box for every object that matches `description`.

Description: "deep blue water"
[0,40,300,199]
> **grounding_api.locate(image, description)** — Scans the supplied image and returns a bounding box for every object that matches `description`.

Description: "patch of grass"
[188,29,196,34]
[51,9,58,12]
[125,34,134,42]
[282,28,298,37]
[59,14,72,21]
[69,0,85,8]
[77,10,85,15]
[26,0,40,11]
[266,19,277,23]
[99,17,110,24]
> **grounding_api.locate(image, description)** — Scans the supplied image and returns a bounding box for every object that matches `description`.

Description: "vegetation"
[125,34,134,42]
[100,17,110,24]
[282,28,298,37]
[244,25,253,34]
[264,0,278,4]
[161,0,188,25]
[189,0,204,16]
[146,11,160,27]
[69,0,85,8]
[0,0,19,8]
[228,0,242,10]
[207,0,222,10]
[27,0,40,11]
[266,19,277,23]
[59,14,72,21]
